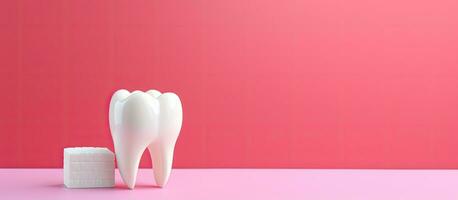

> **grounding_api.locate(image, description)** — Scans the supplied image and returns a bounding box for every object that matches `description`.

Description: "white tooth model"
[109,89,183,189]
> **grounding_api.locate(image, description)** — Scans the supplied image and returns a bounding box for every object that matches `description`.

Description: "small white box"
[64,147,115,188]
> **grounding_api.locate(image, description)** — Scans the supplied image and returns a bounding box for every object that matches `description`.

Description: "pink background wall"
[1,0,458,168]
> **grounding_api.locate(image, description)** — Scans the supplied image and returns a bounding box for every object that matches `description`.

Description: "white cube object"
[64,147,115,188]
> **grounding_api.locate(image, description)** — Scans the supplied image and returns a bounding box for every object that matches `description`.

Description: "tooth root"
[115,140,149,189]
[148,142,176,187]
[149,93,183,187]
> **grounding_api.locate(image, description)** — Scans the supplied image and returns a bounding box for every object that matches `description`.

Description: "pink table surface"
[1,169,458,199]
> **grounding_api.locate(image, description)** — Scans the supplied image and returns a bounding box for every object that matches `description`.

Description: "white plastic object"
[63,147,115,188]
[109,89,183,189]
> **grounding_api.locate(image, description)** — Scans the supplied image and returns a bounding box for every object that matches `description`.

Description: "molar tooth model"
[109,89,183,189]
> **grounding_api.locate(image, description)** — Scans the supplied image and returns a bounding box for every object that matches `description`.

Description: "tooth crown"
[109,89,182,189]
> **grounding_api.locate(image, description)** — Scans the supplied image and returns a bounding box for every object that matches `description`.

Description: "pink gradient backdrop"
[1,0,458,168]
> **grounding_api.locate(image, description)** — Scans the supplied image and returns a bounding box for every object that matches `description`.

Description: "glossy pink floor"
[1,169,458,199]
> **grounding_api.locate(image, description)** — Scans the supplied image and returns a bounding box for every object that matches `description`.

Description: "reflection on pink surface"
[1,169,458,199]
